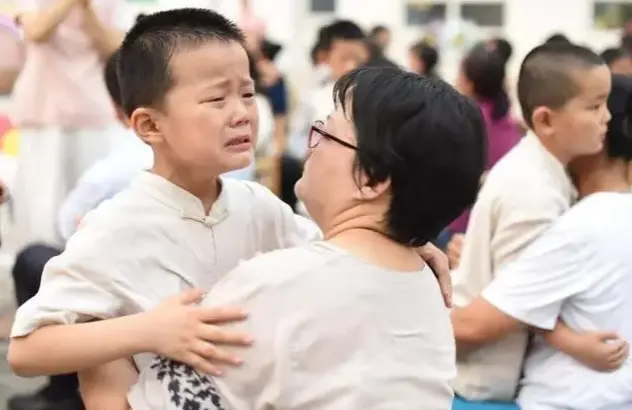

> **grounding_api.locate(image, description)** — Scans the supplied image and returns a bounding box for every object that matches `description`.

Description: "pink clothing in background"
[10,0,125,130]
[448,100,522,233]
[0,15,24,70]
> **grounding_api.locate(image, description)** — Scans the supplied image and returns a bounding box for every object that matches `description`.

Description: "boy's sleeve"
[11,219,137,338]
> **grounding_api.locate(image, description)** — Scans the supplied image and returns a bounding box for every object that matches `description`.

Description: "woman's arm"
[79,359,137,410]
[17,0,78,43]
[81,3,123,60]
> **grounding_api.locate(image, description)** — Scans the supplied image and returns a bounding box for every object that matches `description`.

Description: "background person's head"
[545,33,571,44]
[103,49,127,127]
[488,37,513,65]
[457,43,509,121]
[118,8,258,178]
[408,40,439,77]
[295,67,486,247]
[517,42,611,163]
[571,74,632,195]
[369,25,391,51]
[318,20,367,81]
[601,47,632,75]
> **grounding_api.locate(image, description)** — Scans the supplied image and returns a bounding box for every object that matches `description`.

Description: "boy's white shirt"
[11,172,321,370]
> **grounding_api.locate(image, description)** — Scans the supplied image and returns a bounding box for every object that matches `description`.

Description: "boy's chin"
[222,153,254,173]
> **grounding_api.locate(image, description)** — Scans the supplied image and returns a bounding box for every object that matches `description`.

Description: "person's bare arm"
[17,0,78,43]
[8,290,250,377]
[9,314,150,376]
[81,2,123,60]
[79,359,137,410]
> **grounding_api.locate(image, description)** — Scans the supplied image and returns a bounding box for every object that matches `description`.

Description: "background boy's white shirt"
[451,132,575,401]
[11,174,321,371]
[482,192,632,410]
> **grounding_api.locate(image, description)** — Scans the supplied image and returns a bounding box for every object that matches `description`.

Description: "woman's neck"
[323,210,424,272]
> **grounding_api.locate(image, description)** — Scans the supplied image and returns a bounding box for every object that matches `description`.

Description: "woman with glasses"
[127,66,487,410]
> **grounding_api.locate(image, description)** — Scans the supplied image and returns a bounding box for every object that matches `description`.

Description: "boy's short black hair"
[318,20,365,51]
[333,67,486,246]
[104,49,122,107]
[117,8,245,117]
[517,42,605,128]
[605,74,632,160]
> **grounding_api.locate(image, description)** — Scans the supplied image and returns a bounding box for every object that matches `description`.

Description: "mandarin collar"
[524,131,578,202]
[132,172,229,224]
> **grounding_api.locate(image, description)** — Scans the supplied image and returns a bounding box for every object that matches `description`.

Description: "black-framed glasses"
[308,121,357,150]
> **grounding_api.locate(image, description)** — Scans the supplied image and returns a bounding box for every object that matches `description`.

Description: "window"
[460,3,504,27]
[593,1,632,29]
[406,2,447,25]
[310,0,336,13]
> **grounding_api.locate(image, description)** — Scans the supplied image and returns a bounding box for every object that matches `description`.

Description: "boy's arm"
[9,314,148,376]
[539,320,628,372]
[9,286,250,377]
[79,359,137,410]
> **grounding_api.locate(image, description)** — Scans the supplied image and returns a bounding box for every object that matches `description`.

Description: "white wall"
[124,0,626,86]
[166,0,621,85]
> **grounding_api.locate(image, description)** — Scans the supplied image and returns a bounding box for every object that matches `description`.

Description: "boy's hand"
[571,331,629,372]
[143,289,252,376]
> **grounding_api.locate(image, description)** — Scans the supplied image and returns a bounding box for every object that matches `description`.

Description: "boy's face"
[536,65,611,163]
[324,39,368,81]
[144,41,258,175]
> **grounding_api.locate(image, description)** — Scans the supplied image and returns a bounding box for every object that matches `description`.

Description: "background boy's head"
[117,8,258,176]
[601,47,632,75]
[104,49,127,127]
[571,74,632,194]
[317,20,367,81]
[517,42,611,163]
[369,25,391,51]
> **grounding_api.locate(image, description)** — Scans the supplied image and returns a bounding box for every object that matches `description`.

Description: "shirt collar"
[524,131,578,202]
[132,172,229,224]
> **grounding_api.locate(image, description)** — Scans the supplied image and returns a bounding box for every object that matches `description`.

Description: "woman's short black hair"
[333,67,486,246]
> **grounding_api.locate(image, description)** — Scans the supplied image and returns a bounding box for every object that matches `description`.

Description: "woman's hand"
[141,289,253,376]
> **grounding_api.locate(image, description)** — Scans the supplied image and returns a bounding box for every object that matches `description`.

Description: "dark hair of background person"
[489,37,513,64]
[369,25,388,38]
[333,67,486,246]
[410,40,439,77]
[621,34,632,54]
[462,43,509,121]
[117,8,245,117]
[601,47,630,66]
[605,74,632,160]
[545,33,571,44]
[260,39,282,61]
[318,20,365,51]
[517,42,605,128]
